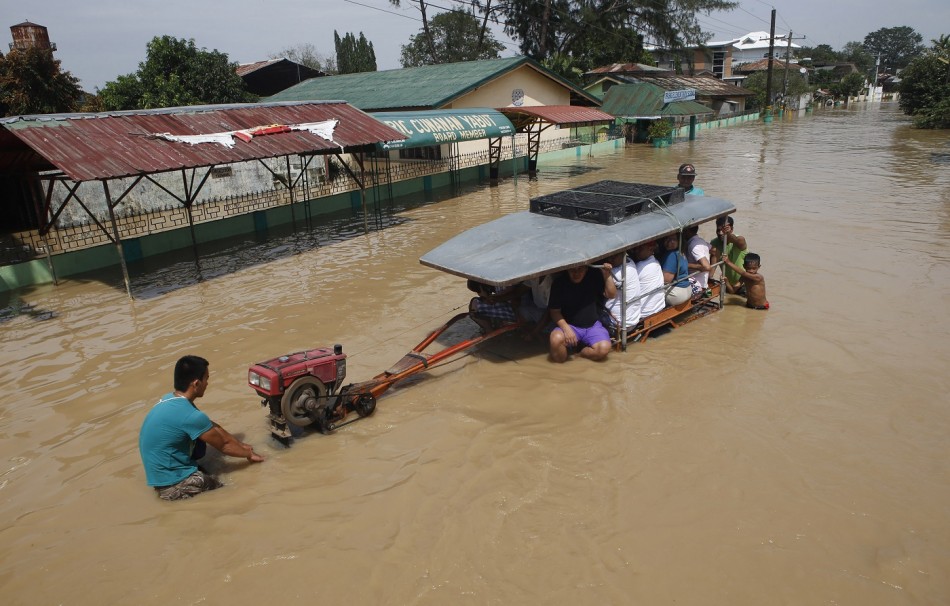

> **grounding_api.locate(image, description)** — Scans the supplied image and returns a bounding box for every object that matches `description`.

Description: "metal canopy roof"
[496,105,615,130]
[420,194,735,287]
[600,83,714,119]
[371,108,515,150]
[0,101,406,182]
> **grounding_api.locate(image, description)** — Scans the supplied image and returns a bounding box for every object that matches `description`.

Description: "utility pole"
[765,9,776,110]
[781,32,807,108]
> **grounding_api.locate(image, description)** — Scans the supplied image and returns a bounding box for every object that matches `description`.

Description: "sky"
[5,0,949,91]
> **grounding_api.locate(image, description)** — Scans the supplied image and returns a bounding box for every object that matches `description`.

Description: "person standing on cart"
[548,263,616,363]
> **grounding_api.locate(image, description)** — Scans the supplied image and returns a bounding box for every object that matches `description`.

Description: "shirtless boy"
[722,252,769,310]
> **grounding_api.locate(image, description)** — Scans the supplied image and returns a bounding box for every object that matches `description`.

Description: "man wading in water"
[139,355,264,501]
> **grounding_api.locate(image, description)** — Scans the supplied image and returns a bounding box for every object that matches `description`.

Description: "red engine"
[248,344,375,441]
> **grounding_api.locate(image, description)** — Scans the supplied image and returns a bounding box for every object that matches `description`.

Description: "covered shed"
[0,101,406,295]
[600,83,713,143]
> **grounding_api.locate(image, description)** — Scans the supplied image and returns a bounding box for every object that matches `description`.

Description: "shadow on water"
[63,177,508,300]
[0,292,58,323]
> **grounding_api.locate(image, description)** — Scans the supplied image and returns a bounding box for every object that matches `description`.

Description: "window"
[399,146,442,161]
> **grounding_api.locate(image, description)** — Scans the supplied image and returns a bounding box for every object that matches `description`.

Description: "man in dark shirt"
[548,263,616,362]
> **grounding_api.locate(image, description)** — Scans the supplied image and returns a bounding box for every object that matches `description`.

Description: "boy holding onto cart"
[722,252,769,310]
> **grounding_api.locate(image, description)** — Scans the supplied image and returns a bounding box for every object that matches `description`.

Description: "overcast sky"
[8,0,949,90]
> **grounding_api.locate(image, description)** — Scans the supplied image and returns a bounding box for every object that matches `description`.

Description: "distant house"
[236,58,326,97]
[583,64,673,99]
[646,31,801,83]
[729,31,801,66]
[645,39,737,80]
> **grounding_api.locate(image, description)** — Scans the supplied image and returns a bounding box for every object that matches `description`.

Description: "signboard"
[374,109,515,151]
[663,89,696,104]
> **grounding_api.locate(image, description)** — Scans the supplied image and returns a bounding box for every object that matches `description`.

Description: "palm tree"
[931,34,950,58]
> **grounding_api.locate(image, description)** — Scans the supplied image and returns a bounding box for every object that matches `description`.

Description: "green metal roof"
[600,83,713,119]
[267,56,601,110]
[371,108,515,150]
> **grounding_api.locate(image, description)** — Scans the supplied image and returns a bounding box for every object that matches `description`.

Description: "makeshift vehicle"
[249,181,736,442]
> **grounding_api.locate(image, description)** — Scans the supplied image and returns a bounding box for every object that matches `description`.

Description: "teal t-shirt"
[675,184,705,196]
[139,394,213,487]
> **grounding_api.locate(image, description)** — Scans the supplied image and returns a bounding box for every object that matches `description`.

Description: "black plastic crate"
[529,181,684,225]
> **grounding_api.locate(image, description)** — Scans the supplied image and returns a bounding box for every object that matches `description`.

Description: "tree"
[391,1,503,63]
[742,70,812,110]
[899,38,950,128]
[400,8,505,67]
[840,41,875,75]
[99,36,255,110]
[863,26,925,71]
[830,72,866,100]
[269,43,336,74]
[0,47,82,116]
[799,44,840,66]
[334,31,377,74]
[497,0,736,67]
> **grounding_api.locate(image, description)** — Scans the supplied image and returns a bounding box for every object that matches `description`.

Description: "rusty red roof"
[0,101,406,182]
[497,105,614,130]
[235,59,282,77]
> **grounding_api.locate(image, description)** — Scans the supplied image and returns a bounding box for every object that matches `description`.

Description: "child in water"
[722,252,769,310]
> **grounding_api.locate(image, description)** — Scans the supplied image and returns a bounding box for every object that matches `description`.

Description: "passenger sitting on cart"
[683,225,713,297]
[659,233,691,306]
[633,241,666,316]
[468,280,525,332]
[548,263,616,363]
[603,252,641,335]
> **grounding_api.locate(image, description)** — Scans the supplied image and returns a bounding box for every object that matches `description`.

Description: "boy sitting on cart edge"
[548,263,616,363]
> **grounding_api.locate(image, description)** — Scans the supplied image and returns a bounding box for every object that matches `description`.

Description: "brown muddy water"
[2,103,949,605]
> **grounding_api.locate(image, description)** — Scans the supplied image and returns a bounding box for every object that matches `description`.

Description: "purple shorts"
[554,320,611,348]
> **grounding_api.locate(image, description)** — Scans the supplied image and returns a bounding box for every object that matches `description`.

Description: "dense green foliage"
[899,38,950,129]
[400,9,505,67]
[830,73,866,99]
[742,70,812,110]
[334,31,377,74]
[840,41,876,75]
[99,36,255,110]
[863,26,925,71]
[0,47,82,116]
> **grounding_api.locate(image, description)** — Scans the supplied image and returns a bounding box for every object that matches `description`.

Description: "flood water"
[2,103,949,605]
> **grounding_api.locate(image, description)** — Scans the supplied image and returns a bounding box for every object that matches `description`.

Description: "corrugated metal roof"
[635,74,756,98]
[600,83,713,119]
[236,59,282,77]
[586,63,673,76]
[497,105,615,129]
[0,101,406,182]
[267,56,602,110]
